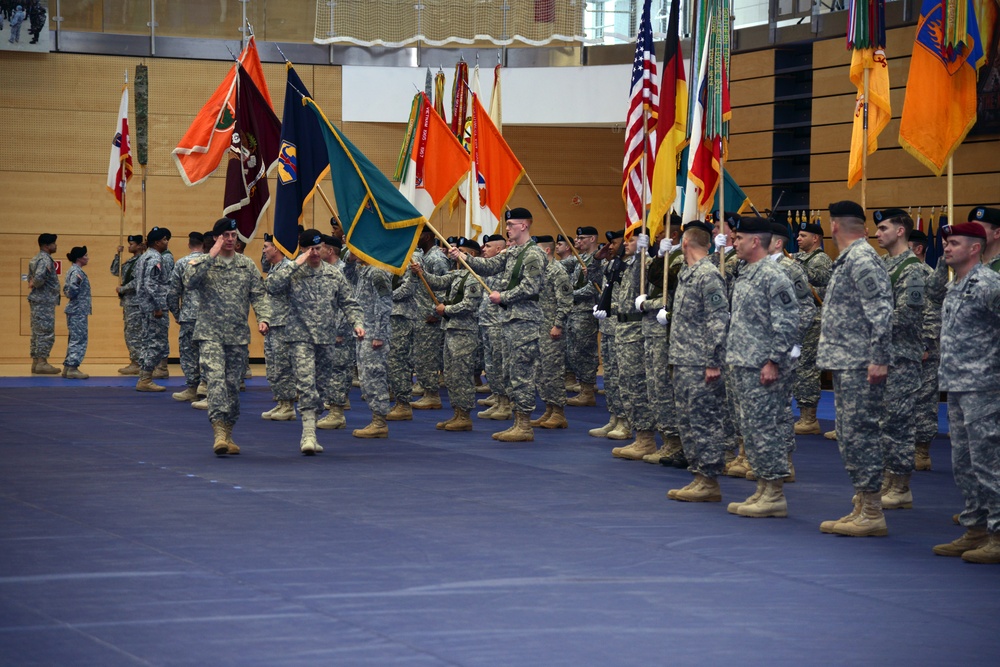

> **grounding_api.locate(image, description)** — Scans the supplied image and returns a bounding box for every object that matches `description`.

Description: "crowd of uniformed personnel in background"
[25,203,1000,563]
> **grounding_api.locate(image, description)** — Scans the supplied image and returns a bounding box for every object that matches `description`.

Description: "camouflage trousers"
[615,327,654,432]
[123,304,143,361]
[536,327,567,407]
[199,340,248,425]
[388,315,415,401]
[63,313,88,367]
[443,329,478,411]
[357,338,390,416]
[482,324,506,397]
[645,331,678,437]
[731,366,791,481]
[881,360,921,475]
[780,364,798,455]
[914,354,941,443]
[948,391,1000,533]
[793,318,822,408]
[673,365,727,479]
[566,309,599,384]
[723,365,742,452]
[475,328,485,376]
[178,322,201,389]
[28,301,55,358]
[139,312,170,372]
[326,337,353,407]
[413,320,444,389]
[832,369,886,493]
[289,341,337,414]
[263,325,294,401]
[501,320,539,414]
[600,332,621,417]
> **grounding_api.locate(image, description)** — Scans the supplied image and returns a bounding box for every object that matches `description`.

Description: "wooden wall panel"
[731,50,775,81]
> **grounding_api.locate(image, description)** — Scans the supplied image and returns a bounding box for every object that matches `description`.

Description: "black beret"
[715,211,741,227]
[66,246,87,262]
[908,230,928,245]
[576,226,598,236]
[828,200,866,221]
[968,206,1000,227]
[669,212,683,228]
[798,220,823,236]
[534,235,554,243]
[212,217,238,235]
[458,238,481,253]
[127,234,143,244]
[943,221,987,240]
[299,229,323,248]
[733,216,771,234]
[606,229,625,240]
[447,236,460,245]
[202,230,215,241]
[683,220,714,235]
[38,233,57,245]
[188,232,204,244]
[329,216,341,228]
[556,234,568,243]
[770,221,791,239]
[322,234,342,249]
[873,208,908,223]
[147,226,170,244]
[262,233,273,243]
[505,207,532,221]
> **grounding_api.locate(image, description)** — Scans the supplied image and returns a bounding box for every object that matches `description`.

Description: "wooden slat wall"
[727,49,775,212]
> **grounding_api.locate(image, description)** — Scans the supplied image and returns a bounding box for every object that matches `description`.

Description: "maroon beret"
[942,221,987,240]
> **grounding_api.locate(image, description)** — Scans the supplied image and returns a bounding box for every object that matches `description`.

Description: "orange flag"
[172,37,272,186]
[847,48,891,189]
[469,93,524,239]
[398,93,470,219]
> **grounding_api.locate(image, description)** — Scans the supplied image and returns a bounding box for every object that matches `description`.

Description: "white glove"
[657,238,671,257]
[634,294,647,311]
[714,233,728,249]
[790,344,801,360]
[593,309,607,320]
[636,233,650,250]
[656,308,669,326]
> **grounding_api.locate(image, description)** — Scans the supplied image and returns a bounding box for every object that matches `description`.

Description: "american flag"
[622,0,659,230]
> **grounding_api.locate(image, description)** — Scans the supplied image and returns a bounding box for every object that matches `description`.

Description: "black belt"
[617,312,643,323]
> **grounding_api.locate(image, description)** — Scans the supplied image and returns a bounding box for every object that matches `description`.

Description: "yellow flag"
[847,48,891,189]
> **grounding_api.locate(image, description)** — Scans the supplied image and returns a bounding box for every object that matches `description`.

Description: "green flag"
[304,97,425,275]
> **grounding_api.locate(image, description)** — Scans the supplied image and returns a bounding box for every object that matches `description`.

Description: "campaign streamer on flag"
[172,37,271,187]
[622,0,658,233]
[398,93,470,220]
[222,66,281,242]
[898,0,986,176]
[272,63,331,259]
[107,85,133,211]
[468,93,525,239]
[647,0,687,242]
[303,97,426,275]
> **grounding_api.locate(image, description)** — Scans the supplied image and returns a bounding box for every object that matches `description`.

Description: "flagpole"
[423,219,491,292]
[639,107,649,297]
[119,70,127,284]
[315,185,342,227]
[719,137,726,281]
[521,172,590,276]
[861,67,870,213]
[947,157,954,230]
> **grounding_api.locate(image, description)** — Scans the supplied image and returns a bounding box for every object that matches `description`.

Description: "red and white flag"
[622,0,658,231]
[107,86,133,210]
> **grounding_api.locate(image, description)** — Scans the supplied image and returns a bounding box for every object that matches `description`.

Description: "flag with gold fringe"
[847,0,891,189]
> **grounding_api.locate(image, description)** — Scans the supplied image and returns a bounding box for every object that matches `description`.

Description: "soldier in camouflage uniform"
[268,230,364,454]
[386,257,419,420]
[817,201,894,537]
[907,229,944,471]
[873,209,926,510]
[154,229,175,380]
[931,217,1000,563]
[410,230,449,409]
[61,246,91,379]
[111,234,145,375]
[414,237,484,431]
[591,231,627,439]
[563,227,601,407]
[531,236,573,429]
[167,232,206,402]
[476,235,510,418]
[725,216,799,518]
[792,219,833,434]
[260,233,297,421]
[319,236,357,428]
[452,207,546,441]
[352,259,394,438]
[184,218,271,456]
[665,221,730,502]
[27,233,61,374]
[133,227,172,391]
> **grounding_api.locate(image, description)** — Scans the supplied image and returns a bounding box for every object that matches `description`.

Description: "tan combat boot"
[30,358,38,373]
[612,430,657,460]
[915,442,932,471]
[494,412,534,442]
[540,405,568,429]
[566,383,597,407]
[387,401,413,421]
[530,405,554,427]
[261,402,282,419]
[318,405,346,430]
[191,398,208,410]
[737,480,788,518]
[118,359,140,375]
[487,396,512,420]
[728,480,766,515]
[477,393,498,407]
[444,408,473,432]
[136,371,165,392]
[669,475,722,503]
[353,414,389,438]
[881,472,913,510]
[793,405,821,435]
[933,526,989,557]
[589,415,617,438]
[831,491,888,536]
[196,382,208,396]
[823,429,837,440]
[960,533,1000,564]
[436,408,459,430]
[211,421,229,456]
[173,386,199,402]
[606,416,632,441]
[269,400,297,421]
[820,494,862,533]
[223,423,240,455]
[63,366,89,379]
[152,359,169,379]
[300,410,320,455]
[34,358,60,374]
[724,441,750,477]
[643,443,672,464]
[410,390,443,410]
[564,371,579,392]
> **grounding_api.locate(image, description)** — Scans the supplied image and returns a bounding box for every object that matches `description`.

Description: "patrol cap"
[968,206,1000,227]
[576,226,598,236]
[534,235,554,244]
[798,220,823,236]
[483,234,506,244]
[458,237,481,253]
[505,207,533,221]
[188,231,204,245]
[942,221,986,240]
[127,234,144,244]
[907,230,928,245]
[770,221,791,239]
[38,233,57,245]
[682,220,714,235]
[873,208,908,224]
[66,246,87,262]
[733,216,771,234]
[299,228,323,248]
[146,226,170,244]
[828,200,866,221]
[606,229,625,241]
[212,217,238,235]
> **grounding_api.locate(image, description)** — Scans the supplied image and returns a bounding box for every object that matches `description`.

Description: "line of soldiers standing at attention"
[25,202,1000,563]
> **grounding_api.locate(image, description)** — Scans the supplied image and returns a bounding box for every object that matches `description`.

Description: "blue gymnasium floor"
[1,376,998,666]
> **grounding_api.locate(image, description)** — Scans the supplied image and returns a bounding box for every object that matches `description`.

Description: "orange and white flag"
[398,93,470,219]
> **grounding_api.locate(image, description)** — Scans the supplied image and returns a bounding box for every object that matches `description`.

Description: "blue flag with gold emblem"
[273,63,330,258]
[303,97,426,275]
